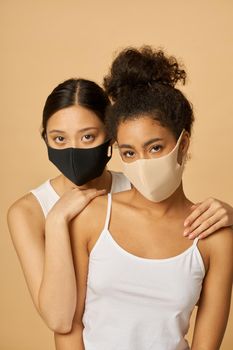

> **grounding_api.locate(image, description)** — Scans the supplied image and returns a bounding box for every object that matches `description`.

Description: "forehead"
[47,105,104,131]
[117,116,175,145]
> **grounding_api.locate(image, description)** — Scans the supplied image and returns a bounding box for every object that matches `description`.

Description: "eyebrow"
[48,127,99,134]
[143,137,163,148]
[78,127,99,133]
[118,138,163,149]
[48,130,66,134]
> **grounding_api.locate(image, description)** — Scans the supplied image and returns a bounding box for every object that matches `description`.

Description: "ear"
[178,131,190,164]
[43,133,49,145]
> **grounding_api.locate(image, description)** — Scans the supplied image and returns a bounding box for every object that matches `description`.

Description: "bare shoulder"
[7,192,44,236]
[70,191,133,245]
[70,194,109,240]
[199,227,233,267]
[75,194,109,221]
[8,192,44,219]
[203,227,233,250]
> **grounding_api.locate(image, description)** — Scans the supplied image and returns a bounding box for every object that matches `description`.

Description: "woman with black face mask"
[7,73,233,347]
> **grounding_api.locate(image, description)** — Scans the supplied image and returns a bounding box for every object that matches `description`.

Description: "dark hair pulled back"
[103,46,194,140]
[41,78,110,139]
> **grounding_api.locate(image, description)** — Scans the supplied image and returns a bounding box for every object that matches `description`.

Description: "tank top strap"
[104,193,112,230]
[193,236,199,247]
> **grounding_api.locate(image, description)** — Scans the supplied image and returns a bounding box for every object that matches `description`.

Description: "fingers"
[84,189,106,201]
[71,188,106,203]
[183,197,226,240]
[49,187,107,223]
[183,207,215,236]
[71,187,106,197]
[196,219,227,239]
[68,188,107,221]
[184,207,228,239]
[184,198,216,228]
[185,212,222,239]
[65,187,107,207]
[190,202,201,210]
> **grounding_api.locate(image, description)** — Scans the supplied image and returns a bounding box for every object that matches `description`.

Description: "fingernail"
[184,221,189,227]
[188,234,195,240]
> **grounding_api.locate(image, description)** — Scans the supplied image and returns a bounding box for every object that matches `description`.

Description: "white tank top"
[30,171,131,217]
[82,194,205,350]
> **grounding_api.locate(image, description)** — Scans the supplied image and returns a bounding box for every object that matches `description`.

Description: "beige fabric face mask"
[121,131,185,202]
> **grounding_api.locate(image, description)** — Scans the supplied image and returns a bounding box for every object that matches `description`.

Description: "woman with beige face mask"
[56,47,233,350]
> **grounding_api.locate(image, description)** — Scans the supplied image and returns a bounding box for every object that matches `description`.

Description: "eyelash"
[150,145,163,153]
[54,136,65,143]
[53,134,95,144]
[81,134,95,142]
[123,150,135,158]
[122,145,163,158]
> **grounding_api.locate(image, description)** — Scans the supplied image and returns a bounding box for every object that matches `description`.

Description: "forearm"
[54,321,85,350]
[191,340,221,350]
[38,215,77,333]
[191,306,231,350]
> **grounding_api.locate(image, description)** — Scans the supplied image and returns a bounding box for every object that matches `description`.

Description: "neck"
[130,182,192,217]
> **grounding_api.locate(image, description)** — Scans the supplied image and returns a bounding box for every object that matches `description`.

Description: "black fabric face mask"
[47,139,112,186]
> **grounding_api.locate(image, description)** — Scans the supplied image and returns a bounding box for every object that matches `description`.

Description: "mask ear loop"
[107,145,112,157]
[177,129,188,166]
[176,129,185,166]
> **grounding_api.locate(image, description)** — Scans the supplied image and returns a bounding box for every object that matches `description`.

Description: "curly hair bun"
[104,46,186,101]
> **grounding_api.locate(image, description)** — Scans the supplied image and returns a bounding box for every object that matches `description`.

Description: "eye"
[54,136,65,144]
[122,150,135,159]
[150,144,163,153]
[81,134,95,143]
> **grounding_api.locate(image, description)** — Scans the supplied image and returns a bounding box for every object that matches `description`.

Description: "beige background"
[1,0,233,349]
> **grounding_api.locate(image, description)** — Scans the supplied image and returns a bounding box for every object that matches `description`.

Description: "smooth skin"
[57,117,233,349]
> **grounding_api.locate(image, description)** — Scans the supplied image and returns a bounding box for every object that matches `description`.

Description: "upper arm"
[7,194,45,312]
[192,228,233,350]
